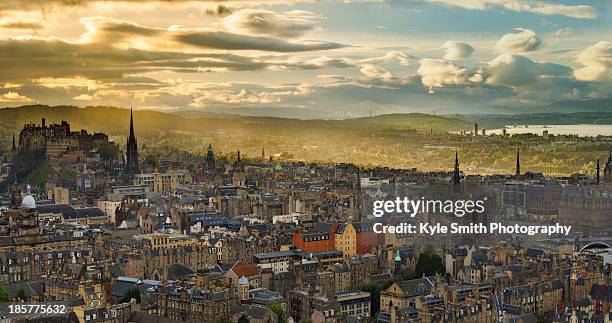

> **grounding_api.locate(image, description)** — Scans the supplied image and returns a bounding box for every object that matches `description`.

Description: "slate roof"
[36,204,105,219]
[167,264,195,280]
[525,248,545,258]
[236,304,272,319]
[394,276,436,297]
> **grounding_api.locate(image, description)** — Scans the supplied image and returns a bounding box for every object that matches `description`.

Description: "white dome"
[21,194,36,209]
[238,276,249,285]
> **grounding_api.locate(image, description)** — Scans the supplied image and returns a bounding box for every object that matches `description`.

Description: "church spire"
[453,151,460,187]
[596,159,600,185]
[125,107,139,175]
[515,148,521,177]
[261,146,265,160]
[129,107,135,140]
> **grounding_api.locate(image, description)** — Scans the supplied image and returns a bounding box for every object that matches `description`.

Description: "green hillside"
[346,113,471,132]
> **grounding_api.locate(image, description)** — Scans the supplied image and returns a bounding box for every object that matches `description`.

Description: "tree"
[237,315,250,323]
[144,154,159,169]
[536,313,547,323]
[414,252,445,277]
[0,286,9,302]
[16,288,27,301]
[360,284,381,317]
[215,317,231,323]
[97,143,120,160]
[358,279,395,317]
[400,268,417,280]
[120,287,141,304]
[267,303,288,323]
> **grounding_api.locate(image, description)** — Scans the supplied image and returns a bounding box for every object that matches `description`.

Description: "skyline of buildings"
[0,110,610,322]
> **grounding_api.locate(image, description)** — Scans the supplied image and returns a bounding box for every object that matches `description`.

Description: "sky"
[0,0,610,117]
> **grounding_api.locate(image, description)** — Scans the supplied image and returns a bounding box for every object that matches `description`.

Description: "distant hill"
[534,98,612,114]
[0,105,471,135]
[345,113,471,132]
[1,104,610,177]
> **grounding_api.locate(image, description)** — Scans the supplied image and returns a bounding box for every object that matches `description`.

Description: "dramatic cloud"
[485,54,572,87]
[188,84,312,108]
[0,91,32,103]
[0,38,281,82]
[356,51,415,66]
[79,16,346,53]
[441,41,474,60]
[417,59,470,91]
[175,29,345,52]
[496,28,542,53]
[574,41,612,82]
[222,9,322,38]
[360,64,392,80]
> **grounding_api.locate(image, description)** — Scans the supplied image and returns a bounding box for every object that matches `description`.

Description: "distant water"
[488,124,612,137]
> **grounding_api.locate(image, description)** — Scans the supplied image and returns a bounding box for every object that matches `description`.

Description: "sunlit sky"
[0,0,610,117]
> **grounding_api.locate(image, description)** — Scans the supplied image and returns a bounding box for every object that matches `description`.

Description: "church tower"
[206,144,215,169]
[234,149,244,170]
[125,108,139,175]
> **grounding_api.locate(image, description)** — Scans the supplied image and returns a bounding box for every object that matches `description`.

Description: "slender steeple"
[453,151,460,187]
[11,133,16,152]
[261,146,265,160]
[515,148,521,177]
[125,107,139,175]
[129,107,135,139]
[596,159,600,185]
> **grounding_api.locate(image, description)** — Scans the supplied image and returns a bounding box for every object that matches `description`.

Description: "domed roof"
[394,250,402,262]
[238,276,249,285]
[21,185,36,209]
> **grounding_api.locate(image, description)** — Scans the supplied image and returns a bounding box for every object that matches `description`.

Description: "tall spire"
[125,107,139,175]
[455,151,459,170]
[453,151,460,187]
[261,146,265,160]
[596,159,600,185]
[515,148,521,177]
[129,107,135,140]
[11,133,16,152]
